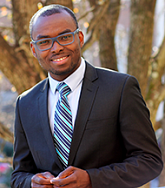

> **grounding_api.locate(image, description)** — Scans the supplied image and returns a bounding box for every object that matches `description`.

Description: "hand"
[50,166,92,188]
[31,171,55,187]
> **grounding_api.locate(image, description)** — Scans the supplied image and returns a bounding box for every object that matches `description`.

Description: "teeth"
[53,56,67,61]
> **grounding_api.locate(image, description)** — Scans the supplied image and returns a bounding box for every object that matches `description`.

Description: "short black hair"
[29,4,79,39]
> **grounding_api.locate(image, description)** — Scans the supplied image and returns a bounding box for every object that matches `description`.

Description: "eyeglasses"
[31,28,79,51]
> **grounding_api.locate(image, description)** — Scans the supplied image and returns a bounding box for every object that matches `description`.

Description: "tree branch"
[158,84,165,103]
[149,36,165,101]
[0,26,12,30]
[0,32,17,66]
[87,0,111,33]
[0,5,12,10]
[0,32,39,93]
[82,30,97,53]
[154,36,165,70]
[0,121,13,144]
[146,35,165,124]
[77,6,96,22]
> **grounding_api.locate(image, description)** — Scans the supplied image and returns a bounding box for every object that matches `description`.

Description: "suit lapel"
[38,79,63,169]
[68,62,99,165]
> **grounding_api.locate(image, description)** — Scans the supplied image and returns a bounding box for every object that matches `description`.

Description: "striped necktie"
[54,82,73,168]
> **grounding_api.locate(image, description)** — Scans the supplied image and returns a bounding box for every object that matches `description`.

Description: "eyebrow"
[36,29,72,40]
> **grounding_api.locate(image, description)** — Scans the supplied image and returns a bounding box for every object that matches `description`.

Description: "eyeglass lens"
[36,33,74,50]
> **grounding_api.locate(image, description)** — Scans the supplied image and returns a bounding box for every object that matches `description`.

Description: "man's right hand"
[31,172,55,187]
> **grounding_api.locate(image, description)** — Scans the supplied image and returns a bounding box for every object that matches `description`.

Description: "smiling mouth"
[52,56,69,62]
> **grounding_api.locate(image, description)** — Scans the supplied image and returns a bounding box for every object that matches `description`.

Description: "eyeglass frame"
[31,28,80,51]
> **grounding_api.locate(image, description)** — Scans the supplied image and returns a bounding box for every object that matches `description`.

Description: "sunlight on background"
[37,2,43,10]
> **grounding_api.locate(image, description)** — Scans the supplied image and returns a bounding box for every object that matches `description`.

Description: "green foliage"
[3,143,13,157]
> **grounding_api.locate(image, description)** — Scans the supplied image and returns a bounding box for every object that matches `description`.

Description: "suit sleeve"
[11,96,36,188]
[86,76,163,188]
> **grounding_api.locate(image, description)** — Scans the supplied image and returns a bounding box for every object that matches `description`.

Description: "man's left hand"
[50,166,92,188]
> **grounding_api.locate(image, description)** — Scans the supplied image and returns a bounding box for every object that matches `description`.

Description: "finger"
[31,182,53,188]
[50,169,75,186]
[52,167,92,188]
[50,176,63,187]
[58,166,74,179]
[32,173,53,185]
[42,171,55,179]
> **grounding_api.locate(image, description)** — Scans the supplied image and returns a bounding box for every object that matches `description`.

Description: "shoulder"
[84,62,141,96]
[96,66,128,78]
[84,61,140,89]
[18,78,49,101]
[86,62,138,86]
[85,61,128,79]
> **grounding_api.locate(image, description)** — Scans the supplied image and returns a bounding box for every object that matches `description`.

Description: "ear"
[78,30,84,48]
[30,42,37,58]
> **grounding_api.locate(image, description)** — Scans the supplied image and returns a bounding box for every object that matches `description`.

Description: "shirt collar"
[48,57,86,94]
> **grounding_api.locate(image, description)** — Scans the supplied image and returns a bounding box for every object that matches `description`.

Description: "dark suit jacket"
[11,62,163,188]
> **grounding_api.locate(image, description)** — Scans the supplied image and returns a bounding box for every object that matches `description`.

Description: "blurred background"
[0,0,165,187]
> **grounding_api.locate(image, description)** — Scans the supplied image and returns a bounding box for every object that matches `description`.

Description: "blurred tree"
[82,0,120,70]
[0,122,13,143]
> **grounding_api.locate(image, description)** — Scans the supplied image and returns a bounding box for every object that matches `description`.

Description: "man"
[11,4,163,188]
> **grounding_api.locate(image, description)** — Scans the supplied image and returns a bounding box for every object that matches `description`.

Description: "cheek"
[72,44,81,56]
[71,49,81,62]
[36,51,48,61]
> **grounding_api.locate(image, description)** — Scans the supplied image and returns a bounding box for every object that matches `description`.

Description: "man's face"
[31,11,84,81]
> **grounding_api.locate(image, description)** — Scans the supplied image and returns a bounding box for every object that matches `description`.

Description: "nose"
[50,41,64,53]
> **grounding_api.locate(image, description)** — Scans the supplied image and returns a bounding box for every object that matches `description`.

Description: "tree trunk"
[12,0,39,44]
[45,0,73,9]
[98,0,120,70]
[87,0,120,71]
[128,0,156,98]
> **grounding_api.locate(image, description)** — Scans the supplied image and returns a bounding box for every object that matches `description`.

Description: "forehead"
[32,11,76,38]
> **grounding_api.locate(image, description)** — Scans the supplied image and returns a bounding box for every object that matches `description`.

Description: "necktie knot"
[56,82,71,97]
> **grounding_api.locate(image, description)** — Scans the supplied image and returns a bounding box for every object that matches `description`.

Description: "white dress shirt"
[48,58,86,134]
